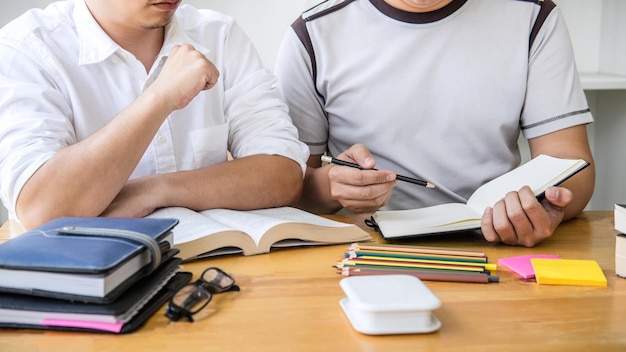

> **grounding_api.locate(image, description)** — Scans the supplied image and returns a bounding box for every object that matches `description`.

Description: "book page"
[243,207,356,227]
[147,207,235,245]
[200,207,355,246]
[373,204,482,237]
[466,155,587,213]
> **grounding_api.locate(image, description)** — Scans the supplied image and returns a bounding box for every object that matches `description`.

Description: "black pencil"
[321,155,435,188]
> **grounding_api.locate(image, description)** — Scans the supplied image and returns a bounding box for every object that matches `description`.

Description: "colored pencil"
[340,267,499,284]
[346,250,488,263]
[348,243,487,258]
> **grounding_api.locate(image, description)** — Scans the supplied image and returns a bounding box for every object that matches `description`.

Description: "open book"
[372,154,590,239]
[147,206,372,261]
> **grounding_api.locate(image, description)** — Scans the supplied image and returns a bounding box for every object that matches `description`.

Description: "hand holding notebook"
[371,155,590,239]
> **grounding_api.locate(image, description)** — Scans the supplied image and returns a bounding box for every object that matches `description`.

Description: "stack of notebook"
[0,217,191,333]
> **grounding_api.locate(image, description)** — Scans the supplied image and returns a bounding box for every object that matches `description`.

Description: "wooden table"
[0,211,624,351]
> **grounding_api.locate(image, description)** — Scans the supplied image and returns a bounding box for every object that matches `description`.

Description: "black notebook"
[0,257,191,334]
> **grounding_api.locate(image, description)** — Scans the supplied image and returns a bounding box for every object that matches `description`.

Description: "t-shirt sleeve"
[274,24,329,156]
[521,6,593,140]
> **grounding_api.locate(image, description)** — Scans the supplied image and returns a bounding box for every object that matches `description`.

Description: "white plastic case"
[339,274,442,335]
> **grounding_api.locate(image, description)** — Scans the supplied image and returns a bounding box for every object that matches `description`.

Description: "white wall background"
[0,0,624,224]
[0,0,318,69]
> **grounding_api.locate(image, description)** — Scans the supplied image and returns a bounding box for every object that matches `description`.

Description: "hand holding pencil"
[320,144,434,213]
[322,155,435,188]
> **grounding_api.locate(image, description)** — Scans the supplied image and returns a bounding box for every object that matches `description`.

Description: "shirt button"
[111,56,120,64]
[157,135,166,144]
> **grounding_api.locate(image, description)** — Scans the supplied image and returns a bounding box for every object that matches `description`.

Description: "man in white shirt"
[0,0,310,229]
[275,0,595,247]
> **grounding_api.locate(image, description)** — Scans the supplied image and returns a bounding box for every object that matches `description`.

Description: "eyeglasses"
[165,267,240,323]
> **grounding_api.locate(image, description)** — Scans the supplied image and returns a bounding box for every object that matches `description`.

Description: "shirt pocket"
[190,124,229,168]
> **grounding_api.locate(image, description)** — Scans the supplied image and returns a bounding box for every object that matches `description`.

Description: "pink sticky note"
[498,254,560,279]
[42,318,124,333]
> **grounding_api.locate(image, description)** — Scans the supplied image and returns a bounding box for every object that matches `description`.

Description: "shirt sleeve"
[0,38,76,217]
[274,26,329,156]
[521,6,593,140]
[220,20,309,173]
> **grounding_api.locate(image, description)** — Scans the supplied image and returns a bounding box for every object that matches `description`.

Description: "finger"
[203,74,219,90]
[480,206,500,243]
[341,144,376,169]
[333,184,393,213]
[330,175,395,202]
[203,63,220,90]
[543,186,573,208]
[504,187,537,247]
[329,174,395,212]
[490,196,518,245]
[328,163,395,186]
[338,190,393,213]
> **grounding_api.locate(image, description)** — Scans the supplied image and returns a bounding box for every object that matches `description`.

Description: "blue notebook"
[0,217,178,303]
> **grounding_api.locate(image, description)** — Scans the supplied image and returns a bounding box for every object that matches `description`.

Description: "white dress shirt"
[0,0,309,218]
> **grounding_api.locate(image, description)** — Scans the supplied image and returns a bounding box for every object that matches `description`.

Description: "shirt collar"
[158,12,211,60]
[74,1,210,66]
[74,0,119,65]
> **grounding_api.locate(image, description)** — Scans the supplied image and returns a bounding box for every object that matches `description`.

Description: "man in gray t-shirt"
[275,0,595,247]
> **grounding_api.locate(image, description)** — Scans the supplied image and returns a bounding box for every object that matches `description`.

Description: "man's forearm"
[16,91,172,229]
[561,165,595,221]
[158,154,304,212]
[295,166,342,214]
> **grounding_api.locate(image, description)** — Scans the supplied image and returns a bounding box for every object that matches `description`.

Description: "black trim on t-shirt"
[291,1,360,104]
[368,0,468,24]
[521,108,591,131]
[529,0,557,48]
[306,0,357,21]
[291,16,324,103]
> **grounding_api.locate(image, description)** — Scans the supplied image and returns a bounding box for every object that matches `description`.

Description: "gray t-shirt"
[275,0,592,210]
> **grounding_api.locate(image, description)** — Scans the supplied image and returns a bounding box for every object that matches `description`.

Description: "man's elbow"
[16,195,104,230]
[16,201,58,230]
[282,165,304,206]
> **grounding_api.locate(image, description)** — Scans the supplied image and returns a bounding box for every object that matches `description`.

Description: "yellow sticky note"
[531,258,607,287]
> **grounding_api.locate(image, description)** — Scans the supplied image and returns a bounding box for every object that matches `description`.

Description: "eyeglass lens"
[171,284,212,315]
[201,267,236,292]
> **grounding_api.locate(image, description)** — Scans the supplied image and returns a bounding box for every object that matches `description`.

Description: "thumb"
[343,143,376,169]
[543,186,573,208]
